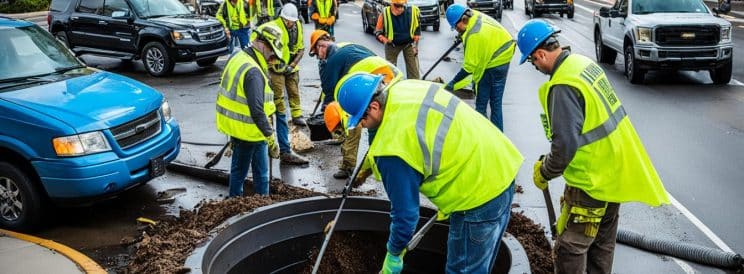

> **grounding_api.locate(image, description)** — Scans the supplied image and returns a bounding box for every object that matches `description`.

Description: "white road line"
[574,3,596,14]
[668,194,734,253]
[731,79,744,86]
[672,258,697,274]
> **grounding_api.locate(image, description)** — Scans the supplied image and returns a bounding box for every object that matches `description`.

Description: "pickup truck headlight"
[535,0,544,3]
[161,100,172,121]
[635,27,652,43]
[171,30,192,40]
[720,26,731,42]
[53,131,111,157]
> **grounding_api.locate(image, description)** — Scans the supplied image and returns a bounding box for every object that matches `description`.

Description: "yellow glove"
[267,134,280,159]
[436,211,449,221]
[327,15,336,25]
[318,17,328,24]
[311,13,319,20]
[533,156,549,190]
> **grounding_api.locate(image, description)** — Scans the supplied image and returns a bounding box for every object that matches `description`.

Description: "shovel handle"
[422,39,462,80]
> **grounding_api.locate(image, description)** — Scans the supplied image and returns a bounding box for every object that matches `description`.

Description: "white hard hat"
[280,3,299,22]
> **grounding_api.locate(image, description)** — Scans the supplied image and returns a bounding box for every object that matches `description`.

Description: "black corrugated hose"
[617,229,743,270]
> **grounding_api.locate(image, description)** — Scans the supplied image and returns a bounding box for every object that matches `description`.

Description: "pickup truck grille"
[658,50,718,59]
[111,110,162,149]
[195,25,225,42]
[655,25,719,46]
[417,5,438,16]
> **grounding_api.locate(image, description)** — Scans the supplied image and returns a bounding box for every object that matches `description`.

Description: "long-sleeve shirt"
[319,43,376,104]
[242,49,273,137]
[540,50,585,180]
[375,156,423,256]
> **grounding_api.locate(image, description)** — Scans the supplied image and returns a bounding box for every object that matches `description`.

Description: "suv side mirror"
[599,7,609,17]
[112,11,131,19]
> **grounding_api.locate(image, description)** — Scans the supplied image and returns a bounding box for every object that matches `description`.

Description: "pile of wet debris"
[125,182,553,273]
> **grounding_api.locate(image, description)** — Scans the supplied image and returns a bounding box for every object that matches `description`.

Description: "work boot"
[280,151,309,165]
[292,116,307,126]
[333,168,351,179]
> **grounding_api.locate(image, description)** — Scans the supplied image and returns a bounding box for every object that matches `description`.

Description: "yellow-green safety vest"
[217,0,249,30]
[382,6,420,41]
[216,49,276,142]
[333,55,404,99]
[254,0,275,18]
[461,10,514,85]
[317,0,333,18]
[367,80,524,214]
[538,54,669,206]
[272,17,304,71]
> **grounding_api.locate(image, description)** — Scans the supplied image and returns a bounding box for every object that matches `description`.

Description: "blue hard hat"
[445,4,468,29]
[517,19,559,64]
[336,73,384,129]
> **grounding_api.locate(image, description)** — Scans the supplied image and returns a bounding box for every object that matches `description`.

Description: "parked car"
[525,0,574,19]
[467,0,503,22]
[361,0,440,34]
[593,0,733,84]
[48,0,229,76]
[0,17,181,230]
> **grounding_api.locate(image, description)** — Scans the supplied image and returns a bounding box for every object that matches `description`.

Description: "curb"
[0,229,106,274]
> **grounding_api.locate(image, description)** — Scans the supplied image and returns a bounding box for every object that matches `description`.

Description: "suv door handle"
[99,20,108,25]
[71,16,79,20]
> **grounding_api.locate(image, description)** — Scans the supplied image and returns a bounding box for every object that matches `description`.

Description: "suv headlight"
[53,131,111,157]
[720,26,731,42]
[161,100,172,121]
[171,30,192,40]
[635,27,652,43]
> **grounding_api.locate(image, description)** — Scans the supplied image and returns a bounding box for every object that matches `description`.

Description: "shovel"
[422,39,462,80]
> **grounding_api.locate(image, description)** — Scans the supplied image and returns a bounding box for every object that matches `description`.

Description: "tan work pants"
[268,70,303,118]
[554,186,620,274]
[384,42,420,80]
[340,127,361,170]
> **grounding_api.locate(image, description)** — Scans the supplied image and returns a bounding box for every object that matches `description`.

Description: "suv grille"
[655,25,719,46]
[195,24,225,42]
[417,5,438,16]
[110,110,162,149]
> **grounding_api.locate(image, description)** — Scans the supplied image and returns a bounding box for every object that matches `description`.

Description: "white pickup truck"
[593,0,733,84]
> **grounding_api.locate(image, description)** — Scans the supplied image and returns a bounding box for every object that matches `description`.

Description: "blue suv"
[0,17,181,230]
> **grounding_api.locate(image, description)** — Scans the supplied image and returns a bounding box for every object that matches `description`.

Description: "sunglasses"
[392,3,405,8]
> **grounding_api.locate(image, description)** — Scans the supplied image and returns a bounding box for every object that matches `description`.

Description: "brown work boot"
[292,116,307,126]
[280,151,309,165]
[333,168,351,179]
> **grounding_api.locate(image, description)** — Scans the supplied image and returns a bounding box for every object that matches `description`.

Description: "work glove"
[378,35,390,45]
[267,134,280,159]
[351,168,372,188]
[381,250,405,274]
[436,211,449,221]
[311,12,319,20]
[327,15,336,25]
[533,155,549,190]
[319,17,328,25]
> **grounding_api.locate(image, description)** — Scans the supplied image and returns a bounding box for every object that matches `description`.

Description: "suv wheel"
[142,42,175,77]
[567,6,575,18]
[433,21,440,32]
[362,13,373,34]
[55,31,69,48]
[0,162,45,231]
[709,60,732,85]
[197,57,218,67]
[524,0,530,15]
[624,44,645,84]
[595,30,616,64]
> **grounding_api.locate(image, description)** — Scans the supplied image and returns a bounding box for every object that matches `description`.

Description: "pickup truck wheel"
[595,31,616,64]
[0,162,45,231]
[54,31,70,48]
[624,44,645,84]
[433,21,440,31]
[567,7,574,18]
[524,0,530,15]
[362,13,373,34]
[709,60,732,85]
[142,42,175,77]
[197,57,218,67]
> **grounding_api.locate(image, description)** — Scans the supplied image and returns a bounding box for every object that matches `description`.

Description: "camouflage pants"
[340,127,361,170]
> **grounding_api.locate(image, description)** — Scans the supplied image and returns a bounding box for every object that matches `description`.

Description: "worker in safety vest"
[250,4,310,165]
[309,0,338,35]
[444,4,514,131]
[216,0,251,53]
[335,72,523,273]
[309,29,403,179]
[250,0,281,25]
[517,19,669,274]
[217,24,284,197]
[374,0,421,79]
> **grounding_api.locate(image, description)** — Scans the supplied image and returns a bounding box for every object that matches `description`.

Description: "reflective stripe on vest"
[273,18,304,66]
[333,55,404,99]
[256,0,275,17]
[461,11,514,83]
[538,54,669,206]
[383,6,419,41]
[222,0,249,29]
[416,84,459,182]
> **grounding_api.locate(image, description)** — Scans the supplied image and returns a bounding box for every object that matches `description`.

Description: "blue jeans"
[276,113,291,153]
[228,27,250,53]
[228,138,269,197]
[475,63,510,131]
[446,183,514,274]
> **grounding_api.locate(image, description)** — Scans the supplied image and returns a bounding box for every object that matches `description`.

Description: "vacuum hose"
[617,229,743,270]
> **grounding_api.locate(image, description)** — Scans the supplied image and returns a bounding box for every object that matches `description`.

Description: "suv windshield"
[0,25,82,81]
[633,0,708,14]
[130,0,191,18]
[409,0,437,5]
